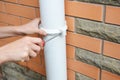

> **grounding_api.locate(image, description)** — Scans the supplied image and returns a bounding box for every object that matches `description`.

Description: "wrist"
[13,26,26,36]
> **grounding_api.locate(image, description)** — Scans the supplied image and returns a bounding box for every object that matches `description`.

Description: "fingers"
[38,29,47,36]
[29,49,37,58]
[35,18,40,24]
[29,37,45,47]
[34,18,47,35]
[21,53,29,62]
[21,50,37,62]
[30,18,47,36]
[21,37,44,62]
[30,43,41,53]
[32,18,40,25]
[30,37,42,45]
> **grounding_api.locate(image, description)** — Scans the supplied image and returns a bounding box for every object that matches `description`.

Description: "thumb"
[37,29,47,36]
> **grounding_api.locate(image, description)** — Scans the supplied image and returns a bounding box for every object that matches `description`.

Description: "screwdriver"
[41,30,62,47]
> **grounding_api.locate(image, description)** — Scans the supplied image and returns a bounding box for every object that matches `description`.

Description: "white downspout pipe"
[39,0,67,80]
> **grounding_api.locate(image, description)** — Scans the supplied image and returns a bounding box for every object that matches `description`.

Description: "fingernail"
[41,40,45,47]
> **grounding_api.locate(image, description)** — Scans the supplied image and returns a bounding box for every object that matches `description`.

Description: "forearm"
[0,18,46,39]
[0,55,6,65]
[0,48,7,65]
[0,26,25,38]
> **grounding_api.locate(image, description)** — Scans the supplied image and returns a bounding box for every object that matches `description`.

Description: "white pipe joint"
[40,22,67,36]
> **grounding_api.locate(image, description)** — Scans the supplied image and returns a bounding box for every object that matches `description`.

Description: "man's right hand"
[0,36,43,64]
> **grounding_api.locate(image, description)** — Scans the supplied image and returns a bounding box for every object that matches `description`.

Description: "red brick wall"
[0,0,120,80]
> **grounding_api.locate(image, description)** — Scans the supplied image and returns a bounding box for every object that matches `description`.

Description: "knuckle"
[38,39,42,44]
[33,53,37,58]
[39,38,42,42]
[37,47,41,52]
[22,52,28,58]
[36,38,41,41]
[30,52,37,58]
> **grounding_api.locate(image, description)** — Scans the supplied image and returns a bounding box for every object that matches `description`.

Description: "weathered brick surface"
[76,47,120,75]
[76,72,94,80]
[76,48,101,68]
[72,0,120,6]
[75,18,120,43]
[73,0,104,4]
[1,62,46,80]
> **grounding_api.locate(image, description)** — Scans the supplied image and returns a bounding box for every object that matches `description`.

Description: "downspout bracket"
[39,23,67,43]
[40,24,67,36]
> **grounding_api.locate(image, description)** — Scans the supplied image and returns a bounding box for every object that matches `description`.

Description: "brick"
[75,0,103,4]
[75,18,120,44]
[67,45,75,59]
[76,48,101,68]
[65,1,103,21]
[2,62,46,80]
[35,8,40,17]
[66,16,75,31]
[0,1,5,12]
[18,62,27,67]
[102,56,120,75]
[101,70,120,80]
[4,0,17,3]
[105,6,120,25]
[0,36,22,47]
[67,32,102,53]
[0,22,8,26]
[21,17,31,25]
[104,41,120,59]
[18,0,39,7]
[105,1,120,6]
[67,59,100,80]
[5,3,36,19]
[27,62,46,76]
[67,69,75,80]
[28,54,42,66]
[37,50,45,67]
[0,13,21,25]
[76,72,94,80]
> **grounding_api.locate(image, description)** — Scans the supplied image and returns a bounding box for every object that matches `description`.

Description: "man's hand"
[0,36,44,64]
[19,18,47,35]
